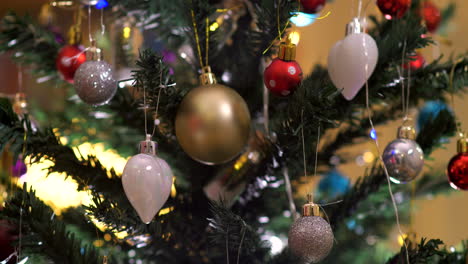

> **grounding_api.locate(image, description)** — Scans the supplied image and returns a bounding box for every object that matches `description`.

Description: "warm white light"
[19,140,129,214]
[268,236,284,255]
[288,31,300,45]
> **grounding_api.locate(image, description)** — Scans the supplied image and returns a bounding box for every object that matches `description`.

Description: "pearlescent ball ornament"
[383,139,424,184]
[73,60,117,106]
[288,216,334,263]
[175,67,251,165]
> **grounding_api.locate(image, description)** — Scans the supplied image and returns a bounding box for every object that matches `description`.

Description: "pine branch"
[208,201,270,263]
[0,11,61,79]
[0,185,105,264]
[387,238,468,264]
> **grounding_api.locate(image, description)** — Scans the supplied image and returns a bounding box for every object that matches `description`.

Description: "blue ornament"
[290,12,317,27]
[318,169,350,198]
[417,100,452,130]
[95,0,109,9]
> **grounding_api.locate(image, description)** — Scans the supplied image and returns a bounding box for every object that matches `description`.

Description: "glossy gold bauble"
[175,69,251,165]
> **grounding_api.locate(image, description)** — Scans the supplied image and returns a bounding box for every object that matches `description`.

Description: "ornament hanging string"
[449,58,465,137]
[189,2,212,68]
[396,40,411,122]
[283,167,298,220]
[363,38,410,264]
[88,5,93,42]
[236,220,247,264]
[262,0,290,55]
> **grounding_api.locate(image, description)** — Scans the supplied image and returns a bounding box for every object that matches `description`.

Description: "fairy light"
[290,12,317,27]
[123,26,131,39]
[288,31,301,45]
[209,22,219,31]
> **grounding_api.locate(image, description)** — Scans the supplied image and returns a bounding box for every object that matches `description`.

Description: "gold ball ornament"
[175,67,251,165]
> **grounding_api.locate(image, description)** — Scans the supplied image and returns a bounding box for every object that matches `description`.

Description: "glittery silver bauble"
[383,139,424,184]
[73,60,117,106]
[288,216,334,263]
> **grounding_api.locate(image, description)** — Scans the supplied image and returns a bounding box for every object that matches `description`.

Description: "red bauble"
[264,58,303,97]
[422,1,441,33]
[300,0,326,14]
[447,153,468,190]
[55,45,86,83]
[377,0,411,19]
[403,53,425,71]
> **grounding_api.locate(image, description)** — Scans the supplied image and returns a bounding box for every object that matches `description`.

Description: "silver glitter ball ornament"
[383,138,424,184]
[288,216,334,263]
[73,60,117,106]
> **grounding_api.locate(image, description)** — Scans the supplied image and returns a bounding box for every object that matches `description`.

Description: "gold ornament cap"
[278,40,296,61]
[397,125,416,140]
[139,134,157,155]
[302,194,320,217]
[199,66,217,85]
[86,40,103,61]
[346,17,365,36]
[457,137,468,153]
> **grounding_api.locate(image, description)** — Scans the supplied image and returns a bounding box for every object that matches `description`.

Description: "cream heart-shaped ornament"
[328,32,378,100]
[155,157,174,203]
[122,136,173,224]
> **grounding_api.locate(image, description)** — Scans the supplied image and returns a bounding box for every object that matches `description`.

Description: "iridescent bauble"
[73,60,117,106]
[56,45,86,83]
[447,153,468,190]
[422,1,441,33]
[122,153,171,224]
[288,216,334,263]
[300,0,326,14]
[383,139,424,184]
[264,58,303,97]
[377,0,411,20]
[404,52,425,71]
[175,83,251,165]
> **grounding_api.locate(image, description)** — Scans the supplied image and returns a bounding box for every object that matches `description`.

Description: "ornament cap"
[397,125,416,140]
[199,66,217,85]
[302,193,320,216]
[345,17,365,36]
[86,40,103,61]
[457,137,468,153]
[139,134,157,155]
[278,41,296,61]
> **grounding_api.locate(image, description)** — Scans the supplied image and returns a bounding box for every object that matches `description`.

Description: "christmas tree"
[0,0,467,263]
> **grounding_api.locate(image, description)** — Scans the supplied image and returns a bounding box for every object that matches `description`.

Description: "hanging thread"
[449,58,465,137]
[364,45,410,264]
[88,5,93,42]
[190,3,205,68]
